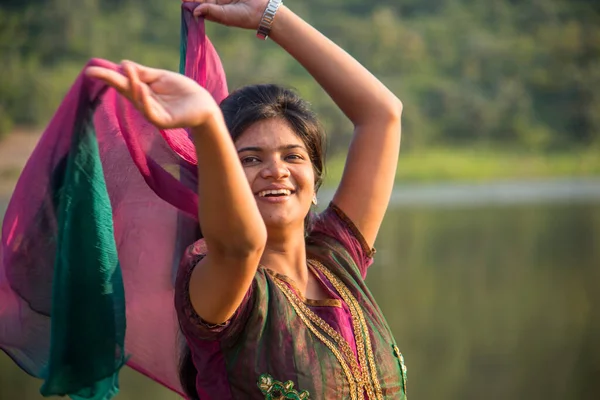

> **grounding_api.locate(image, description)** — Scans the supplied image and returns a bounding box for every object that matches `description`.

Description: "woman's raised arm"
[87,61,266,324]
[268,7,402,248]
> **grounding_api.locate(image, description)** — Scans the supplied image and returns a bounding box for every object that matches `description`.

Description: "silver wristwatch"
[256,0,283,40]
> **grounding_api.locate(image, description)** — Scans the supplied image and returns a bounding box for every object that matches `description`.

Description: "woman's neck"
[261,226,309,291]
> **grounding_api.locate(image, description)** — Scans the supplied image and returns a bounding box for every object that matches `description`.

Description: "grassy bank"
[324,148,600,187]
[1,131,599,196]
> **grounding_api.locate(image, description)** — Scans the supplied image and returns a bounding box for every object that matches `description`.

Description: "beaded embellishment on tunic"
[257,374,310,399]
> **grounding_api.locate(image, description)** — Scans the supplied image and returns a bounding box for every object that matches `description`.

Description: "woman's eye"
[286,154,304,161]
[241,156,260,165]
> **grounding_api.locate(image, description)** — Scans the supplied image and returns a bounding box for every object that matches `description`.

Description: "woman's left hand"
[86,60,221,129]
[187,0,268,30]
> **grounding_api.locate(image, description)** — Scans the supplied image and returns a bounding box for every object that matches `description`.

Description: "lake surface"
[2,180,599,399]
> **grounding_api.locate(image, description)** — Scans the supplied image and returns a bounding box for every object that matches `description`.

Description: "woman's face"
[235,118,316,230]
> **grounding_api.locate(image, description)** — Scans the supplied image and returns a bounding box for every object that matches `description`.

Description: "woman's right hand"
[85,60,220,129]
[188,0,269,30]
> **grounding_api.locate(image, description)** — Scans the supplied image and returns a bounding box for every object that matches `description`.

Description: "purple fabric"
[176,204,376,398]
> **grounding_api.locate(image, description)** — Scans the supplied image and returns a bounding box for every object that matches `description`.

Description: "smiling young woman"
[84,0,405,398]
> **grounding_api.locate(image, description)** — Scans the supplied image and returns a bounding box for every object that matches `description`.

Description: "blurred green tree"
[0,0,598,151]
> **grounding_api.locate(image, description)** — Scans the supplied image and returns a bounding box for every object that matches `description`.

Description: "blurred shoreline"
[1,129,599,200]
[318,177,600,208]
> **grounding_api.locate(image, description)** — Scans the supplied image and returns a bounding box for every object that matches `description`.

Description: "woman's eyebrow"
[237,146,262,153]
[237,144,306,153]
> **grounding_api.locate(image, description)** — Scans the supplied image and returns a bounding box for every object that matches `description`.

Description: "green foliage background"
[1,0,599,153]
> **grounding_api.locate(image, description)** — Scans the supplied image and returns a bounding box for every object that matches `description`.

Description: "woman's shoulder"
[307,202,375,279]
[175,239,257,343]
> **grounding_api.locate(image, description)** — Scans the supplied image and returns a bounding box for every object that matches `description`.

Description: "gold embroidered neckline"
[263,266,342,308]
[271,260,383,400]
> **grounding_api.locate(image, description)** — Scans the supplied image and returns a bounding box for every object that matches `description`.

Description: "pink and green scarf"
[0,3,226,399]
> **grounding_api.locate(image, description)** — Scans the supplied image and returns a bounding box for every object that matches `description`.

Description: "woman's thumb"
[193,4,225,22]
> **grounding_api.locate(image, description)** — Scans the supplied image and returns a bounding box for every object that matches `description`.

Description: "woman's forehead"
[236,119,306,150]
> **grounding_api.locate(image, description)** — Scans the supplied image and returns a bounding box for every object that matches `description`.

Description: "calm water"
[1,184,599,399]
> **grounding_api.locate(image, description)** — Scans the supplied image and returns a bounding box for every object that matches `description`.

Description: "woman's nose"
[260,158,290,179]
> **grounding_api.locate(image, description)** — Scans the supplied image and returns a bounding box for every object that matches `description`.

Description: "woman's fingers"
[122,62,170,125]
[85,66,129,94]
[138,82,156,123]
[123,60,163,84]
[86,61,176,127]
[190,0,214,14]
[85,62,160,106]
[138,82,169,127]
[193,3,227,20]
[192,0,227,18]
[123,62,143,109]
[193,3,210,17]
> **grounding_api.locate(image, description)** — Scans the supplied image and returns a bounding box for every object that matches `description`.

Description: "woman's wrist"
[190,109,226,139]
[267,5,293,42]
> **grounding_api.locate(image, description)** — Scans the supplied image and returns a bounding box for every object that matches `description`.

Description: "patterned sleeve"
[310,202,376,279]
[174,239,253,343]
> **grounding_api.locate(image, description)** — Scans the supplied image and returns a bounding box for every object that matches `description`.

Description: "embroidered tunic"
[175,204,408,399]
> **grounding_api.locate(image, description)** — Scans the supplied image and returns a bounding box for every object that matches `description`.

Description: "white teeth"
[258,189,292,197]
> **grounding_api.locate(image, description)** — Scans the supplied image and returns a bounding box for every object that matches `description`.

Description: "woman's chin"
[263,215,294,229]
[261,212,306,232]
[256,199,312,231]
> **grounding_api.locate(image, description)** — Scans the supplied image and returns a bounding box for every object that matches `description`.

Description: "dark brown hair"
[179,84,326,399]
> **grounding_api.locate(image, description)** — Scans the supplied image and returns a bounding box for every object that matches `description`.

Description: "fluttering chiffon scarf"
[0,3,227,399]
